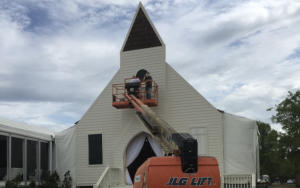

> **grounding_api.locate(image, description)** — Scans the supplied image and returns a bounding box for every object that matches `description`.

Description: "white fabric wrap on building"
[55,126,77,188]
[223,112,259,176]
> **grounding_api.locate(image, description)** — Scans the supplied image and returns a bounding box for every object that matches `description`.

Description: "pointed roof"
[122,3,164,52]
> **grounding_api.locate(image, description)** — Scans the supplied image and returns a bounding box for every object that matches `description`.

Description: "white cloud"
[0,0,300,132]
[0,102,76,131]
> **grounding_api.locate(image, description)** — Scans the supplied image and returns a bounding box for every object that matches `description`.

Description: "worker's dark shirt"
[145,76,152,87]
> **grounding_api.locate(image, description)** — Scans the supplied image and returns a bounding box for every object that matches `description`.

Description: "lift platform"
[112,78,158,109]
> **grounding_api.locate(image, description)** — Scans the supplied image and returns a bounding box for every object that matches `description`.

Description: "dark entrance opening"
[127,138,156,183]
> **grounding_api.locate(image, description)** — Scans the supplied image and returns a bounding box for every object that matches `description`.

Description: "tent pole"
[49,141,52,173]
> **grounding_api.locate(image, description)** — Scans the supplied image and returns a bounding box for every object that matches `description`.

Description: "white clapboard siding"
[75,46,167,186]
[163,64,224,175]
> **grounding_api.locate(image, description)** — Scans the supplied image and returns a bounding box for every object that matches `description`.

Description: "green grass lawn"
[269,184,297,188]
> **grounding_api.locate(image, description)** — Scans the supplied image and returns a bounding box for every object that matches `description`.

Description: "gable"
[122,5,163,52]
[165,63,218,114]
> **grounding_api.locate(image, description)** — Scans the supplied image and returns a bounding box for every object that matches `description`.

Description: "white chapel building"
[0,3,259,188]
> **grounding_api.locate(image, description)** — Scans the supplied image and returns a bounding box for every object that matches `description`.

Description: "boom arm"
[125,93,198,173]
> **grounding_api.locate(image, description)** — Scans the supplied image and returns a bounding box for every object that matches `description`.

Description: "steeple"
[121,3,164,52]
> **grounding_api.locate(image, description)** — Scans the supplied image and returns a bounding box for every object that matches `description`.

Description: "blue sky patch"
[23,5,52,32]
[228,30,261,48]
[228,39,245,48]
[286,48,300,60]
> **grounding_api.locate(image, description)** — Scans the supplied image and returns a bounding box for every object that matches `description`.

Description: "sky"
[0,0,300,132]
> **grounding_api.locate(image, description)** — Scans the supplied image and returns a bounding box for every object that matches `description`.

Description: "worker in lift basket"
[126,76,141,97]
[145,73,152,99]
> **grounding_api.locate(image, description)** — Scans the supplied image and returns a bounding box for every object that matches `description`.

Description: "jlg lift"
[112,77,220,188]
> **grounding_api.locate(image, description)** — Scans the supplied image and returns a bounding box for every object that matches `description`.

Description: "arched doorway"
[125,133,162,184]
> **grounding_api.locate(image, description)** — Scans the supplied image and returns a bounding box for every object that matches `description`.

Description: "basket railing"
[112,80,158,103]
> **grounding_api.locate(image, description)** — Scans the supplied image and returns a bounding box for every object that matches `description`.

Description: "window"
[0,135,8,181]
[88,134,102,164]
[40,142,49,173]
[11,137,24,179]
[190,128,208,155]
[27,140,37,180]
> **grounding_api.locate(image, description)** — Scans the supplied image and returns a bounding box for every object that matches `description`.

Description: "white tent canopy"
[0,117,54,184]
[0,117,53,141]
[55,125,77,184]
[223,112,259,176]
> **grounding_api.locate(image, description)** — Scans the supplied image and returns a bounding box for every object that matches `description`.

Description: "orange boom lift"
[112,77,220,188]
